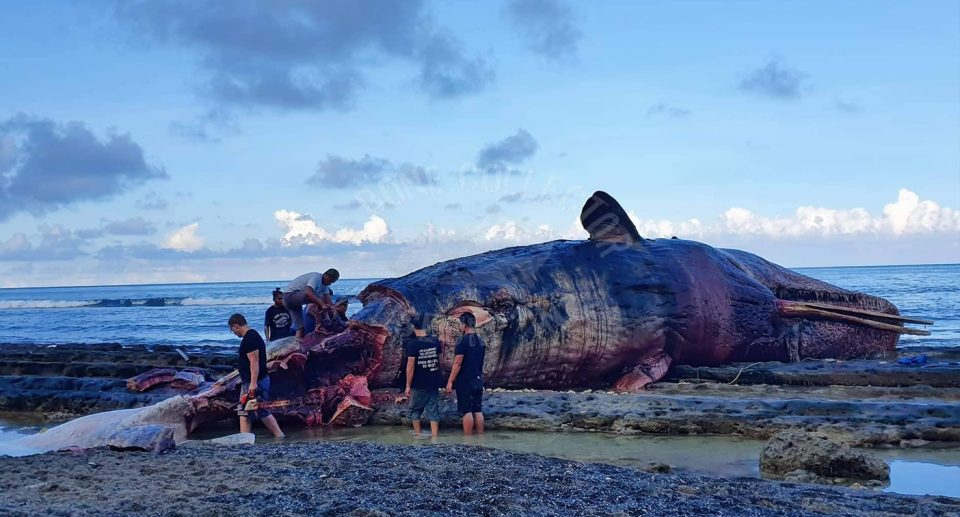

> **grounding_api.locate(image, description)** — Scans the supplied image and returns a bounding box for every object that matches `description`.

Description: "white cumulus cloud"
[164,223,204,251]
[274,210,389,246]
[550,189,958,242]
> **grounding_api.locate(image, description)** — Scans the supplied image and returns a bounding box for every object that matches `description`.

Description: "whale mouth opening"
[777,300,932,336]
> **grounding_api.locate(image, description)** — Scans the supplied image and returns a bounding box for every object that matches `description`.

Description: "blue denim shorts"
[409,388,440,422]
[240,375,272,420]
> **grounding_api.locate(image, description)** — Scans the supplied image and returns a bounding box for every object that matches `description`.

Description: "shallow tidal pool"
[207,424,960,499]
[4,417,958,499]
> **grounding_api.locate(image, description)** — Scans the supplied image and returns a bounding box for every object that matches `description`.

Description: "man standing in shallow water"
[229,313,284,438]
[446,312,486,436]
[404,314,443,438]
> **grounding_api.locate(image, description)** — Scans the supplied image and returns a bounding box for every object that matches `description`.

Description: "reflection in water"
[269,427,765,478]
[0,417,45,457]
[886,460,960,498]
[236,425,960,498]
[5,417,960,498]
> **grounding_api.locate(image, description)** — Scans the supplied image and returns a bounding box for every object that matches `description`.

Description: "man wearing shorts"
[228,313,284,438]
[404,315,442,438]
[282,269,339,339]
[445,312,486,436]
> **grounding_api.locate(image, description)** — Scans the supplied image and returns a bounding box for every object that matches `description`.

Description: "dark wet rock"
[1,442,955,517]
[666,356,960,388]
[0,343,236,415]
[370,387,960,445]
[783,469,819,484]
[641,462,673,474]
[105,424,175,452]
[760,430,890,480]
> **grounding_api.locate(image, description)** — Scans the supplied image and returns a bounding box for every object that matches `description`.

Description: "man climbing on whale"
[282,269,339,340]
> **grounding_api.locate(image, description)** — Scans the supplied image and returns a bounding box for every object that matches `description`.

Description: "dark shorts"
[240,375,272,420]
[409,388,440,422]
[455,386,483,416]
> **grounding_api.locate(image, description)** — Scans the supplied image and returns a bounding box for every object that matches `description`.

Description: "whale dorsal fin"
[580,191,642,245]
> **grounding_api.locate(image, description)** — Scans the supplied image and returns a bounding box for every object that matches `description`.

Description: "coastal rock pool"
[4,416,956,499]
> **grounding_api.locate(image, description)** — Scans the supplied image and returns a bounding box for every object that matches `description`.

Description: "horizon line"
[1,262,957,291]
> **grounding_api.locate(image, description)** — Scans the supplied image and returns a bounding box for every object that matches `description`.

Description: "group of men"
[404,311,487,437]
[228,269,488,439]
[264,269,345,342]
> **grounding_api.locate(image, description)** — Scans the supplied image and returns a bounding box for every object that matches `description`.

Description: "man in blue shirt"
[445,312,486,436]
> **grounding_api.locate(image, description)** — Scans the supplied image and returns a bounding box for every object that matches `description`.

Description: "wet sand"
[2,441,959,517]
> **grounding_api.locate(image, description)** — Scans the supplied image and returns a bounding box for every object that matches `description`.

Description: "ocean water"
[0,278,374,347]
[0,264,956,348]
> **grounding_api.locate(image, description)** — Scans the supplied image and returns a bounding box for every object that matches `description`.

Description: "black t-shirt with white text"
[264,305,292,341]
[454,333,485,389]
[238,329,269,383]
[405,337,443,390]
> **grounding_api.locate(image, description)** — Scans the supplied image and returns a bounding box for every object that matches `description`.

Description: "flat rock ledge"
[371,387,960,446]
[2,343,958,447]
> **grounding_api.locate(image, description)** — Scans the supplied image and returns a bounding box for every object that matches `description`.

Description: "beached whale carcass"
[11,191,931,451]
[356,190,930,391]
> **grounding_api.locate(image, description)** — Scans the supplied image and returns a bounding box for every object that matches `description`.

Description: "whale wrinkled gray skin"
[357,191,924,391]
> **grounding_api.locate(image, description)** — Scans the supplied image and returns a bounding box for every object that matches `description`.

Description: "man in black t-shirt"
[404,314,443,438]
[229,313,284,438]
[445,312,486,436]
[264,289,293,341]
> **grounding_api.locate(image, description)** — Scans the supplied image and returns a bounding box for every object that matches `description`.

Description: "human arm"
[303,285,325,307]
[247,350,260,393]
[445,355,463,394]
[405,356,415,398]
[264,310,271,341]
[320,291,334,309]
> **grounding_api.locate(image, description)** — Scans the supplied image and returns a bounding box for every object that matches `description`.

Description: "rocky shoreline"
[370,385,960,446]
[1,441,958,517]
[2,343,957,446]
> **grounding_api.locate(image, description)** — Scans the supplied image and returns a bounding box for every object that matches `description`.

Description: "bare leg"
[412,419,422,435]
[430,421,439,437]
[462,413,474,436]
[261,415,284,438]
[473,412,484,435]
[239,416,252,433]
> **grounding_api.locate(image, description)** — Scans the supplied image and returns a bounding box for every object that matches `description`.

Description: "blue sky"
[1,0,958,287]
